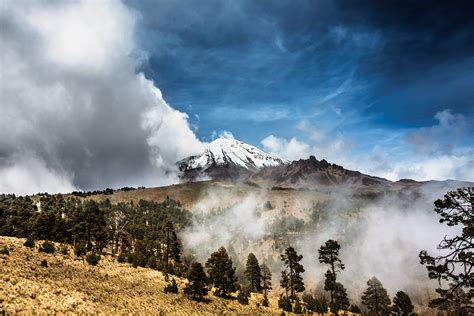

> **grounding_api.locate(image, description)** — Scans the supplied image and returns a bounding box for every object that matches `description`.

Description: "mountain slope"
[178,136,288,180]
[248,155,474,191]
[0,236,278,314]
[177,138,474,192]
[249,155,400,191]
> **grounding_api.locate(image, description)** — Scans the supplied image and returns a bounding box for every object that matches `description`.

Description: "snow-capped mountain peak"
[178,136,289,171]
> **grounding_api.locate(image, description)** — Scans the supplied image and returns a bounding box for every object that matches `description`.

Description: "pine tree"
[161,221,181,276]
[332,282,350,312]
[419,188,473,312]
[106,203,127,256]
[278,294,292,312]
[280,246,305,300]
[280,270,290,298]
[184,262,208,300]
[262,293,269,307]
[435,286,473,315]
[261,263,272,297]
[318,239,345,310]
[205,246,238,297]
[244,253,262,292]
[361,277,391,316]
[393,291,414,316]
[350,304,362,313]
[293,298,303,314]
[237,287,251,305]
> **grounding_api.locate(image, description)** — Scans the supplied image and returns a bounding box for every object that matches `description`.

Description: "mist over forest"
[1,181,471,314]
[1,0,473,314]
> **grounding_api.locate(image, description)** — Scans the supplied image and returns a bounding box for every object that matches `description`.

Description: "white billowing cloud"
[261,120,351,163]
[261,110,473,182]
[24,0,134,72]
[0,155,76,196]
[181,194,267,262]
[406,109,467,155]
[219,130,235,139]
[0,0,204,194]
[261,135,312,161]
[358,109,473,181]
[372,153,474,182]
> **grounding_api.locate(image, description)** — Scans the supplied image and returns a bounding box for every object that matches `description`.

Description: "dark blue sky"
[126,0,474,180]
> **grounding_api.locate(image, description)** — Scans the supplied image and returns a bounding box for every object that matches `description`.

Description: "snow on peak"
[178,136,289,171]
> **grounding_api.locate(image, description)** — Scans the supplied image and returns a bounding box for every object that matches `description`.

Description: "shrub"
[60,245,69,255]
[237,288,250,305]
[127,251,146,268]
[40,259,48,267]
[146,256,157,269]
[293,299,303,314]
[264,200,274,210]
[117,252,126,263]
[39,241,55,253]
[74,244,86,257]
[164,278,179,294]
[278,295,292,312]
[263,293,269,307]
[86,252,101,266]
[0,246,9,255]
[23,237,35,248]
[350,304,362,313]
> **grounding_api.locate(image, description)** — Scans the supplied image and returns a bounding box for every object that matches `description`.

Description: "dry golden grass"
[1,236,283,315]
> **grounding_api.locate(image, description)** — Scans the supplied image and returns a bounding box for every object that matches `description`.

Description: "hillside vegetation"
[77,180,329,215]
[0,236,279,314]
[2,184,470,315]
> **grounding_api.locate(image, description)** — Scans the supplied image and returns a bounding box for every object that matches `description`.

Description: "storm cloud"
[0,0,204,194]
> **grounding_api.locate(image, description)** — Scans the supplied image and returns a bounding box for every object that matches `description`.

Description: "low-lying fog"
[180,183,460,305]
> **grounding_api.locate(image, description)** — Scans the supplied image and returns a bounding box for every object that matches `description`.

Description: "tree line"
[0,193,190,275]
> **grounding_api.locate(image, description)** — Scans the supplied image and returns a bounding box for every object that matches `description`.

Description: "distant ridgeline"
[69,186,146,197]
[0,193,190,275]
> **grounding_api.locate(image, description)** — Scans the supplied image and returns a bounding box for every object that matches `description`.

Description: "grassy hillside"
[0,236,281,314]
[78,180,329,219]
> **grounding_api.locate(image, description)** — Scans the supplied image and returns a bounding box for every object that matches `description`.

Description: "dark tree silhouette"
[361,276,391,316]
[205,246,238,297]
[332,282,350,312]
[350,304,362,313]
[434,285,472,316]
[280,246,305,300]
[278,294,292,312]
[244,253,262,292]
[280,270,290,298]
[419,187,473,312]
[302,293,328,314]
[261,263,272,296]
[293,298,303,314]
[161,221,181,275]
[319,239,345,310]
[237,287,250,305]
[184,262,208,300]
[393,291,414,316]
[260,262,272,307]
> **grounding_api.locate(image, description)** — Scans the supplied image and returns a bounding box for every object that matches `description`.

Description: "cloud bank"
[261,110,473,182]
[0,0,204,195]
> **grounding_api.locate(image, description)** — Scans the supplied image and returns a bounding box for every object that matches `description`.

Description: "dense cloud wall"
[0,0,204,195]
